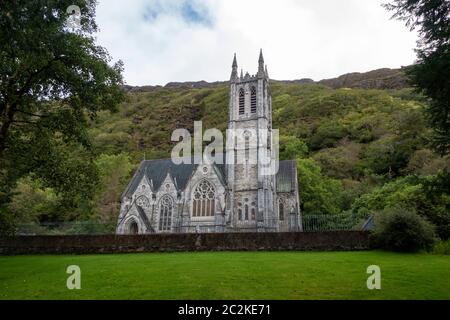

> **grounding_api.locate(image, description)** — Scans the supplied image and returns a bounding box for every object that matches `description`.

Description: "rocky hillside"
[316,68,409,90]
[123,67,410,92]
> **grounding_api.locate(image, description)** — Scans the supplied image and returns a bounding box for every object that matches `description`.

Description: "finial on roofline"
[258,49,265,78]
[230,53,238,81]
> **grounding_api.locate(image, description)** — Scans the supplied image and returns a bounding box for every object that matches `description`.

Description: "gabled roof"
[122,154,227,198]
[122,159,196,198]
[122,155,297,198]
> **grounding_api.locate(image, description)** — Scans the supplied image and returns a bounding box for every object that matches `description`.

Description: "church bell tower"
[226,50,276,231]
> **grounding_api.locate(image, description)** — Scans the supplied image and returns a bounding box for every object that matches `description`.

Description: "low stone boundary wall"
[0,231,372,255]
[0,231,371,255]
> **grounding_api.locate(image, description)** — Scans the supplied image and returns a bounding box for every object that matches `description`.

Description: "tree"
[94,153,133,223]
[362,135,416,177]
[352,174,450,239]
[7,177,60,224]
[384,0,450,155]
[296,158,344,215]
[0,1,124,233]
[279,135,308,160]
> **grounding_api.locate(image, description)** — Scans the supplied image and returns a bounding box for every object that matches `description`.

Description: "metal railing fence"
[13,212,369,235]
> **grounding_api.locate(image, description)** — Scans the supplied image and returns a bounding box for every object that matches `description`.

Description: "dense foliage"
[5,81,449,237]
[384,0,450,155]
[0,1,124,234]
[372,206,436,252]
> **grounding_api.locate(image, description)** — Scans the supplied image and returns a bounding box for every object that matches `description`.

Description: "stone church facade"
[116,51,302,234]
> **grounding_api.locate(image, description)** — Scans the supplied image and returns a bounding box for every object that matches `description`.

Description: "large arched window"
[238,88,245,115]
[250,86,257,113]
[159,195,173,231]
[192,180,216,217]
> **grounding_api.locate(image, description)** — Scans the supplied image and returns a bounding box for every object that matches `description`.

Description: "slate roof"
[276,160,297,193]
[122,159,196,198]
[122,156,297,198]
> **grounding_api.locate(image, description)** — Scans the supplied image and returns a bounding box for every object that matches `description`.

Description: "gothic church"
[116,51,302,234]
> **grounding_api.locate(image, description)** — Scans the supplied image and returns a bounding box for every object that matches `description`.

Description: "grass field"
[0,251,449,300]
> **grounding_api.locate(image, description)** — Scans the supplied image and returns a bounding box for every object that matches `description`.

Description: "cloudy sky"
[94,0,418,86]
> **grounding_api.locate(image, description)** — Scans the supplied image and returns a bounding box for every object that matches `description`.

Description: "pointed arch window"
[237,199,256,221]
[245,135,250,160]
[250,86,257,113]
[238,88,245,115]
[128,219,139,234]
[192,180,216,217]
[279,201,284,221]
[159,195,173,231]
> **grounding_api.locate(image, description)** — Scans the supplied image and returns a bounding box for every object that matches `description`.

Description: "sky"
[94,0,419,86]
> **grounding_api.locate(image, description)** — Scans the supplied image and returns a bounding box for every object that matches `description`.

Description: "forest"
[5,81,449,237]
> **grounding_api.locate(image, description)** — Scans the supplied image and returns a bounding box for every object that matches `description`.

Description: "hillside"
[9,72,449,235]
[317,68,409,89]
[122,67,409,92]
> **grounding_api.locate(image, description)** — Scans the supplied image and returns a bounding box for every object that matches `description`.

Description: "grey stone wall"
[0,231,372,255]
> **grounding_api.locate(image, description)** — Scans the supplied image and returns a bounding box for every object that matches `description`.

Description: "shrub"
[433,240,450,255]
[372,207,436,252]
[352,174,450,240]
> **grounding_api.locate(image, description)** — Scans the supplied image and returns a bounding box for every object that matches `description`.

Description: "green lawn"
[0,251,449,300]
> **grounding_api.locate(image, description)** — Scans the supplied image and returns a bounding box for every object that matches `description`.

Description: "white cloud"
[95,0,418,86]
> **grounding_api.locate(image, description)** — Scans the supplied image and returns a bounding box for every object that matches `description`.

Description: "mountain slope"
[123,67,409,92]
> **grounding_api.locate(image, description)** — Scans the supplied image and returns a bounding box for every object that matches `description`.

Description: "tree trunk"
[0,103,16,160]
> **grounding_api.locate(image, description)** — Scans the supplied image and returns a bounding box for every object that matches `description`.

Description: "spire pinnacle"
[230,53,238,81]
[232,53,237,68]
[258,49,265,77]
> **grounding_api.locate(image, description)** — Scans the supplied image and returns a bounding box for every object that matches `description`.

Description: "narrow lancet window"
[239,88,245,115]
[250,86,257,113]
[279,202,284,221]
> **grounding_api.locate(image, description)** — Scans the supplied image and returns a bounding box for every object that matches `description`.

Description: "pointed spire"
[230,53,238,82]
[265,64,269,78]
[240,68,243,79]
[258,48,265,78]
